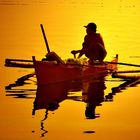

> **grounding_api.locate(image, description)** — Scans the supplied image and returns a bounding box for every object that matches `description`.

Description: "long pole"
[105,61,140,67]
[40,24,50,53]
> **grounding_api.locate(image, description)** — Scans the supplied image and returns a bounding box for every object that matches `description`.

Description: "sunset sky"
[0,1,140,140]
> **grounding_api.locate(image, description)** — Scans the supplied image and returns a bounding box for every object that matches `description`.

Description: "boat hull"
[33,56,118,85]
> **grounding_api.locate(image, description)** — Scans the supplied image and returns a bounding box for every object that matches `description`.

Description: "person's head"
[84,22,97,34]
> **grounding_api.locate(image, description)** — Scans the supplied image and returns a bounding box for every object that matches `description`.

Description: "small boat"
[33,53,118,85]
[4,24,140,87]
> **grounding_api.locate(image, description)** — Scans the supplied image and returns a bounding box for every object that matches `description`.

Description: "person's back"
[83,32,106,61]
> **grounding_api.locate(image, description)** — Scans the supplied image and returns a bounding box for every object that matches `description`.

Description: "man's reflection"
[82,76,106,119]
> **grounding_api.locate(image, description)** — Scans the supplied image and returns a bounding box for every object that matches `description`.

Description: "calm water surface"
[0,0,140,140]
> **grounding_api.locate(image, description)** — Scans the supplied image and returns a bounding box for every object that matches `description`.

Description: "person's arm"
[71,49,85,58]
[77,50,83,58]
[71,35,88,58]
[77,36,88,58]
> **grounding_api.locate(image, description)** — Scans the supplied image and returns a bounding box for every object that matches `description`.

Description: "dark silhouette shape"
[5,73,35,90]
[82,77,106,119]
[71,22,107,64]
[32,82,70,117]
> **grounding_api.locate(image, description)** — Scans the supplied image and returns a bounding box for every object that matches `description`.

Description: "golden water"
[0,0,140,140]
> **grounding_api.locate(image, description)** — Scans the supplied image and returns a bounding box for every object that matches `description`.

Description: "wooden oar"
[40,24,50,53]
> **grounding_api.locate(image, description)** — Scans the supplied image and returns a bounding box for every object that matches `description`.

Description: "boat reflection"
[105,77,140,102]
[32,75,140,137]
[32,76,106,120]
[32,75,140,120]
[32,81,75,117]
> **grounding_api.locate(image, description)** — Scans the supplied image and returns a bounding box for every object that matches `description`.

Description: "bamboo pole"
[114,70,140,73]
[40,24,50,53]
[112,73,140,79]
[105,61,140,67]
[5,58,33,62]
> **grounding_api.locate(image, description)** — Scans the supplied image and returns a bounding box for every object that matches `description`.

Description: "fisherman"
[71,22,107,65]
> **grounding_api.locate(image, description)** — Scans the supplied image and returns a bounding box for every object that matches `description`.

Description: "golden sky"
[0,0,140,61]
